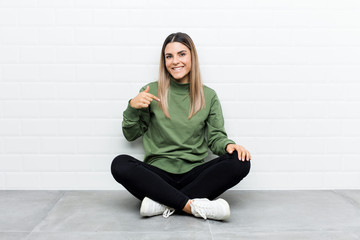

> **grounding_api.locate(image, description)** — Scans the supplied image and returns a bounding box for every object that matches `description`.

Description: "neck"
[173,75,189,84]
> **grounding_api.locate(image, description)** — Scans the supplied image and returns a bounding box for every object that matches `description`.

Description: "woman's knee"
[110,154,135,180]
[226,151,251,179]
[111,154,127,170]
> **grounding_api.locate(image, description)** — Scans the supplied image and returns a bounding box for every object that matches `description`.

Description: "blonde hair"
[158,32,205,119]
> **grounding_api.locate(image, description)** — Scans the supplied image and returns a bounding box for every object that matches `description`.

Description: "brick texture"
[1,0,360,190]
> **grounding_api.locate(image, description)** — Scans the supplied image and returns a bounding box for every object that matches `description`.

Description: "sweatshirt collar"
[170,77,190,95]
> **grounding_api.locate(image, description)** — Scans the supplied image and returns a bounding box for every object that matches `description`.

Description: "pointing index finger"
[147,93,160,102]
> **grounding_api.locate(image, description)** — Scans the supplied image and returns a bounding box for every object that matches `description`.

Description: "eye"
[165,55,172,59]
[180,53,186,56]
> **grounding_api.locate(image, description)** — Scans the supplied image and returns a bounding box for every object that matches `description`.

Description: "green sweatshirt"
[122,78,235,174]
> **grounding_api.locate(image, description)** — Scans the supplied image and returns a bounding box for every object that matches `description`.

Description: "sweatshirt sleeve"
[122,87,150,141]
[206,93,235,155]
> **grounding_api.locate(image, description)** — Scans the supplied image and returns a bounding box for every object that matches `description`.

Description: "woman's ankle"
[182,200,192,214]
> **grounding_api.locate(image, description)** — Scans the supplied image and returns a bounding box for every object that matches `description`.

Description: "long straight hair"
[158,32,205,119]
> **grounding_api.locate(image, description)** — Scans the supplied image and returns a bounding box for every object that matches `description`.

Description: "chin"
[173,75,184,80]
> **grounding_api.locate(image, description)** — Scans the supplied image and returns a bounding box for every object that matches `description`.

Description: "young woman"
[111,32,251,220]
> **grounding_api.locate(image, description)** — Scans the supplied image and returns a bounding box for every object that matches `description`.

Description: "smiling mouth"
[172,66,184,72]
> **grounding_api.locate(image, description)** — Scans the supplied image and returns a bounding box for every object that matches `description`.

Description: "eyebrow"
[165,50,187,56]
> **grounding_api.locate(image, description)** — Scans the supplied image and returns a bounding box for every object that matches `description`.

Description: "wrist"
[129,99,136,108]
[225,142,235,151]
[225,143,232,151]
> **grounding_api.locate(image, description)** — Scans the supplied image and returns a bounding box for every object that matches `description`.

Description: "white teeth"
[173,67,183,71]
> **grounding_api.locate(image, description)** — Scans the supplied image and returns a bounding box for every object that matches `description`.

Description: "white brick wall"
[1,0,360,190]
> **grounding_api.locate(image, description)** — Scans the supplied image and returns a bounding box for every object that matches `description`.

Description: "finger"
[140,103,148,108]
[246,151,250,161]
[144,96,153,102]
[141,100,151,107]
[148,93,160,102]
[241,151,246,161]
[234,146,242,158]
[143,87,160,102]
[228,144,235,154]
[233,147,240,160]
[143,100,151,105]
[144,86,150,93]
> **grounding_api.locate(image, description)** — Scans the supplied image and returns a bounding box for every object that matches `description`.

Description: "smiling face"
[164,42,192,84]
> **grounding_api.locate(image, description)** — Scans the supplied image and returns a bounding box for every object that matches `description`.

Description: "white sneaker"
[140,197,175,218]
[190,198,230,220]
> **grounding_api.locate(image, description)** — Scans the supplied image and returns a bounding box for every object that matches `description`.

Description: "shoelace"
[190,200,214,220]
[162,208,175,218]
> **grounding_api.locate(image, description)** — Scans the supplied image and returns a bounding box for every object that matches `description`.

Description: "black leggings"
[111,151,250,210]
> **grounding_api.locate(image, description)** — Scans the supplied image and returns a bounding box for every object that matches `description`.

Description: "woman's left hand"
[226,144,251,161]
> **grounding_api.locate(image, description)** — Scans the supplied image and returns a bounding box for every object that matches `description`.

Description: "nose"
[172,55,180,65]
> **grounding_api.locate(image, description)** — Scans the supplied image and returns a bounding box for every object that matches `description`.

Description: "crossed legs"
[111,151,250,212]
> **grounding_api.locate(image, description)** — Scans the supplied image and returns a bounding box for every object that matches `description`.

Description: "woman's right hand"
[130,86,160,109]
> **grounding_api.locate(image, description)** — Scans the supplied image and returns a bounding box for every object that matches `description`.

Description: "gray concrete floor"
[0,190,360,240]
